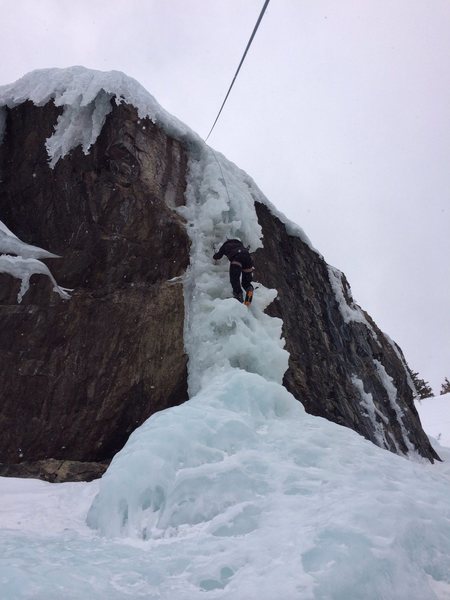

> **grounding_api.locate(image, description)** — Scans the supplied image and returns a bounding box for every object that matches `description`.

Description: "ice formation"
[0,66,200,168]
[0,255,70,302]
[384,331,420,398]
[352,375,390,448]
[327,265,380,342]
[2,387,450,599]
[374,359,416,454]
[1,67,450,598]
[0,220,69,302]
[0,221,59,259]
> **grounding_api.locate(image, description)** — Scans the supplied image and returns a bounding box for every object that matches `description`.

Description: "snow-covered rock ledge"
[0,66,313,246]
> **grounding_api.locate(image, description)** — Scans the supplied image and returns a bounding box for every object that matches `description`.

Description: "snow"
[374,359,418,455]
[0,221,69,302]
[0,225,58,259]
[327,264,379,342]
[2,384,450,599]
[0,65,316,304]
[1,66,450,598]
[0,66,200,168]
[352,375,390,449]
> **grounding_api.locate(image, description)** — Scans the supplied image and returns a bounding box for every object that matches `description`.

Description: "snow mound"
[3,438,450,599]
[87,371,298,537]
[84,370,450,598]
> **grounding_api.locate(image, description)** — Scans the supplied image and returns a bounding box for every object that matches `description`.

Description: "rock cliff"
[0,68,438,481]
[253,202,436,459]
[0,97,190,480]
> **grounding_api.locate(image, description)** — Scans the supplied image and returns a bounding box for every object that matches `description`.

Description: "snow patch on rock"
[0,220,69,302]
[328,265,379,342]
[352,375,390,449]
[374,359,416,456]
[0,255,70,302]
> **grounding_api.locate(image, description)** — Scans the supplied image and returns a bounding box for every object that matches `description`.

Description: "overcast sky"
[1,0,449,391]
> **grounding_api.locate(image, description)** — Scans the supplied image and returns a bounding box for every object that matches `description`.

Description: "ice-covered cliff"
[0,66,449,600]
[0,67,438,483]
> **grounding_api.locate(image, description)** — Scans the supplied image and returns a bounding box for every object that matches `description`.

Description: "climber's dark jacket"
[213,239,253,270]
[213,239,254,299]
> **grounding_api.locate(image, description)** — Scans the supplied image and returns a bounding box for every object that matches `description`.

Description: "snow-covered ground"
[1,67,450,599]
[1,389,450,600]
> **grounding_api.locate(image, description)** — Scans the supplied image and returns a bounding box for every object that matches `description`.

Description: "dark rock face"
[0,100,190,472]
[253,202,439,461]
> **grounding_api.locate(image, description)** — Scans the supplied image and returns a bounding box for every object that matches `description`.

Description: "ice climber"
[213,239,254,305]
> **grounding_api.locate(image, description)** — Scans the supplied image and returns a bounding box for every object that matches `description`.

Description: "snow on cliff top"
[0,65,196,144]
[0,66,313,247]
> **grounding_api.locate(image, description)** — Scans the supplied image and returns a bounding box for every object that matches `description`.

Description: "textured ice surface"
[3,384,450,599]
[0,222,69,302]
[87,371,298,537]
[179,142,288,395]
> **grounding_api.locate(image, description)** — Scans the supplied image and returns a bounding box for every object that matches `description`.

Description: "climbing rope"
[211,148,232,205]
[205,0,271,142]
